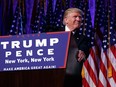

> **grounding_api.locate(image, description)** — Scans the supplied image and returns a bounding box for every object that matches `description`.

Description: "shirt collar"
[65,26,70,31]
[65,26,76,35]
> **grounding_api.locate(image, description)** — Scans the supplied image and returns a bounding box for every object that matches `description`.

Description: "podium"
[0,31,78,87]
[0,69,65,87]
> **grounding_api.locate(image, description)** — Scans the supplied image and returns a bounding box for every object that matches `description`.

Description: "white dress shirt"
[65,26,71,31]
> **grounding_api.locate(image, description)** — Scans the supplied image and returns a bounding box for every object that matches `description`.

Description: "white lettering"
[31,58,42,62]
[43,57,54,61]
[17,58,29,63]
[0,38,59,49]
[37,49,43,56]
[23,40,32,48]
[26,50,33,56]
[48,49,54,55]
[5,51,11,57]
[35,39,47,47]
[11,41,20,48]
[5,59,16,64]
[1,42,9,49]
[16,51,22,57]
[50,38,59,46]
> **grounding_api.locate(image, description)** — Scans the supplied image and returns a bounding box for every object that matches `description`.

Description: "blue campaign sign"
[0,31,71,71]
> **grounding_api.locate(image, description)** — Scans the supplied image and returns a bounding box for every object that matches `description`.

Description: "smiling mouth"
[75,22,81,25]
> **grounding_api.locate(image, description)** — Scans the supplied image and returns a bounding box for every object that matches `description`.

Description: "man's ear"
[64,17,68,24]
[63,17,67,25]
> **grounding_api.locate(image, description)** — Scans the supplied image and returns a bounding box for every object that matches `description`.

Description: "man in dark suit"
[63,8,90,87]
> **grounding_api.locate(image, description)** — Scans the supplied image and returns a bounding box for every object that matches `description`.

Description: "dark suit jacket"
[66,31,90,76]
[73,31,90,59]
[57,28,90,59]
[53,27,90,76]
[55,27,90,58]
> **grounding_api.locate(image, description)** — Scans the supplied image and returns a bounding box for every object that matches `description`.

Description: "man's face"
[64,12,82,31]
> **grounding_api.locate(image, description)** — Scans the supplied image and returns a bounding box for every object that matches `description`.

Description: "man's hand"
[76,50,86,62]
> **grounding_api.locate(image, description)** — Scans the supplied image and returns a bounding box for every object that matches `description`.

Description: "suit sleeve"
[77,35,90,60]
